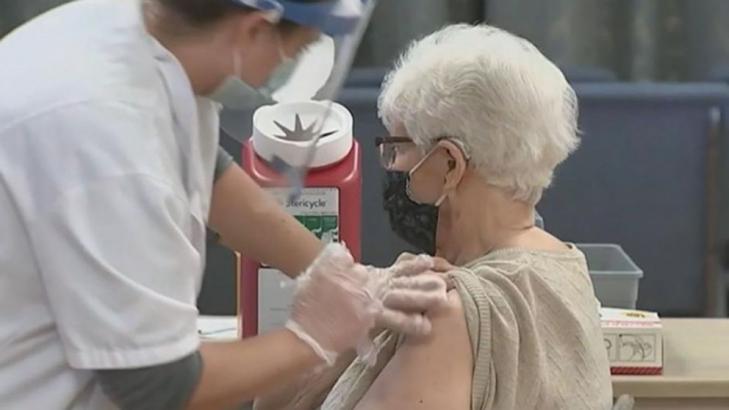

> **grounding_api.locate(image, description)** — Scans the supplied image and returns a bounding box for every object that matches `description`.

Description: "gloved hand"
[285,243,380,366]
[392,252,456,290]
[368,253,449,336]
[285,244,447,366]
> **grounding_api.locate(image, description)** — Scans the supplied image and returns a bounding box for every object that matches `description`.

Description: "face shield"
[225,0,376,200]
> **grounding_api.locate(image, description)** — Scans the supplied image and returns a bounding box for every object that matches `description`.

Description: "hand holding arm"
[254,250,450,408]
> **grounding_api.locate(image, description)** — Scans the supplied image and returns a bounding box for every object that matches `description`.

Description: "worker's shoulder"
[0,0,162,129]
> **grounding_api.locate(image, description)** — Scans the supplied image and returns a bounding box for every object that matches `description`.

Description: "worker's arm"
[97,330,321,410]
[189,331,321,409]
[95,245,445,410]
[208,148,322,277]
[191,331,321,409]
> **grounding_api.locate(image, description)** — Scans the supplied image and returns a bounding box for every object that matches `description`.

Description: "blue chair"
[540,83,729,316]
[704,66,729,315]
[561,66,617,83]
[705,65,729,84]
[345,67,388,89]
[343,65,616,91]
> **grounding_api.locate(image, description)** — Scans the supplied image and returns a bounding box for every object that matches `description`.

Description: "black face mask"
[382,171,438,255]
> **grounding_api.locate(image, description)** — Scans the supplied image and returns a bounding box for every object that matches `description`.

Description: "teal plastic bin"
[577,244,643,309]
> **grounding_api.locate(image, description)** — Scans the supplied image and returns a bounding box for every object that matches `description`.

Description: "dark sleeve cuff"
[215,145,236,182]
[96,351,203,410]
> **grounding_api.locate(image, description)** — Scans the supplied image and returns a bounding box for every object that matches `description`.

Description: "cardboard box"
[600,308,663,375]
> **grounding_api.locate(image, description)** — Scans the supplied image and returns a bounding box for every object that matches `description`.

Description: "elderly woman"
[255,24,613,410]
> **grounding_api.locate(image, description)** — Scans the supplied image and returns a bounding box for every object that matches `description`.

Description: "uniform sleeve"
[214,145,235,182]
[27,173,202,369]
[97,351,203,410]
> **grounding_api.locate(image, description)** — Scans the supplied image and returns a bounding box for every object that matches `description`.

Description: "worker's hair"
[378,24,579,205]
[151,0,327,33]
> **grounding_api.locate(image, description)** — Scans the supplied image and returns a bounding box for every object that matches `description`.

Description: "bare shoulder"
[514,228,571,252]
[354,291,473,410]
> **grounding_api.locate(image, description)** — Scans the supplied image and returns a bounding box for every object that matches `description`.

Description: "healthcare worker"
[0,0,449,409]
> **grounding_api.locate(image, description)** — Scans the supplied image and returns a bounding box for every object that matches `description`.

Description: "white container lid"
[252,100,353,169]
[250,34,353,169]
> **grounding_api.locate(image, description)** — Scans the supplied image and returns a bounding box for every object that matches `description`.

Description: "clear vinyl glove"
[285,243,447,367]
[368,254,450,336]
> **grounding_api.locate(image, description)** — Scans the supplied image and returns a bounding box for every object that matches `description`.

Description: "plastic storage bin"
[535,213,545,229]
[577,244,643,309]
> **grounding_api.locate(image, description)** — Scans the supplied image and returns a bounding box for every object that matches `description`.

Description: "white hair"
[378,24,579,205]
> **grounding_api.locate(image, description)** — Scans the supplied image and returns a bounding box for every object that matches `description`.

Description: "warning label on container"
[258,187,340,334]
[266,187,340,243]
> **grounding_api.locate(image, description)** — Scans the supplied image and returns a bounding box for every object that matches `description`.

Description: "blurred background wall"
[5,1,729,317]
[4,0,729,82]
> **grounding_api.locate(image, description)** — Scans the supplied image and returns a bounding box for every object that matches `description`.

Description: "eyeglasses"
[374,136,416,169]
[375,136,472,169]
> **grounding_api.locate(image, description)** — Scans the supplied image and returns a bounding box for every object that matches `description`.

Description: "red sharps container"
[238,101,361,337]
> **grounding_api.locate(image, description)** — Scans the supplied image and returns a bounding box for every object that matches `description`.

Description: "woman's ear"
[439,140,467,191]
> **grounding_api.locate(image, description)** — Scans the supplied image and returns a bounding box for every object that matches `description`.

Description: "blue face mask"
[209,36,296,111]
[210,58,298,111]
[208,76,276,111]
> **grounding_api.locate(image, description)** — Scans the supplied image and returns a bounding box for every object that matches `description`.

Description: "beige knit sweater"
[320,245,614,410]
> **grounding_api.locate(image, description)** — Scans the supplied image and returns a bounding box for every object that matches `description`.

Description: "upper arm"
[355,291,473,410]
[207,162,322,276]
[208,160,263,234]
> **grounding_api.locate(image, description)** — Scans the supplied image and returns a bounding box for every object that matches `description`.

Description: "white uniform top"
[0,0,219,407]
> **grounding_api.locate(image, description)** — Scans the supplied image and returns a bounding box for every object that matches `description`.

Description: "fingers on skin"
[390,254,434,277]
[431,257,455,273]
[377,308,433,336]
[383,274,449,312]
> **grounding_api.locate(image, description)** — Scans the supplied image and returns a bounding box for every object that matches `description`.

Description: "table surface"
[198,317,729,398]
[612,318,729,398]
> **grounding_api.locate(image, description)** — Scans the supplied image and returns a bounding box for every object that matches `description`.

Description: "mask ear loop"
[406,146,438,204]
[408,138,470,206]
[274,29,294,64]
[232,50,242,78]
[433,158,457,207]
[434,139,469,206]
[407,145,437,178]
[433,191,448,207]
